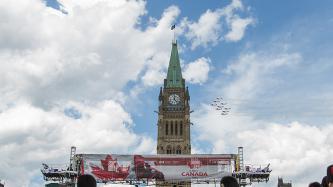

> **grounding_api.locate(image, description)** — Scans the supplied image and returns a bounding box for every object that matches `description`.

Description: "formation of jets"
[210,97,230,115]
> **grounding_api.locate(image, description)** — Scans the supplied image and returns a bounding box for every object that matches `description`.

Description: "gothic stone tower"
[157,41,191,155]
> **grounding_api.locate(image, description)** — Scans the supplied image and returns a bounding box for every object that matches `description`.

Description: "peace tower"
[156,40,191,155]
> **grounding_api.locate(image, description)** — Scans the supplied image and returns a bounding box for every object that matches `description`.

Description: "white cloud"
[224,0,243,14]
[0,1,176,185]
[183,0,254,49]
[221,0,254,42]
[193,104,258,151]
[223,52,302,100]
[141,69,166,87]
[194,107,333,186]
[0,0,254,102]
[184,10,222,50]
[0,0,181,108]
[239,122,332,168]
[0,101,155,186]
[238,122,333,186]
[225,17,254,42]
[141,52,170,87]
[183,57,211,84]
[193,100,332,185]
[190,46,333,185]
[193,51,303,143]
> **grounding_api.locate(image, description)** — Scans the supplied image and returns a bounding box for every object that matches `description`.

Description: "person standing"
[220,176,239,187]
[322,176,328,187]
[327,165,333,187]
[308,182,321,187]
[77,174,96,187]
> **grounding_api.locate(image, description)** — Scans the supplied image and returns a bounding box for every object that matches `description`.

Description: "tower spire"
[165,42,184,88]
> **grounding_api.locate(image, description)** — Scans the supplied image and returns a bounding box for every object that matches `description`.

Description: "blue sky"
[132,0,333,148]
[1,0,333,186]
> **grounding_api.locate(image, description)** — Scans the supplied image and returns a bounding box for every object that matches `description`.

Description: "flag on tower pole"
[171,24,176,43]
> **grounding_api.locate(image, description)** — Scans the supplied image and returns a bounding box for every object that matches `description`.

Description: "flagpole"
[171,24,176,44]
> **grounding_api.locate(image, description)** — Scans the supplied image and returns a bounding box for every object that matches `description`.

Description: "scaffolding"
[41,147,78,186]
[69,146,76,170]
[238,147,244,172]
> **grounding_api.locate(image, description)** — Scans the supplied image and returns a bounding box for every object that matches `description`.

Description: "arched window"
[180,121,183,135]
[165,121,168,135]
[175,121,178,135]
[171,121,173,135]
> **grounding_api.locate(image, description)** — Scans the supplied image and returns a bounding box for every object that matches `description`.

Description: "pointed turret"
[165,41,184,88]
[186,86,190,100]
[159,87,163,101]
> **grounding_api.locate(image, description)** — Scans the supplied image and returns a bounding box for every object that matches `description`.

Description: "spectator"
[308,182,321,187]
[77,174,96,187]
[327,164,333,187]
[220,176,239,187]
[322,176,328,187]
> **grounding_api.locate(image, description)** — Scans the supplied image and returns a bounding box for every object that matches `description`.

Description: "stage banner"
[78,154,235,183]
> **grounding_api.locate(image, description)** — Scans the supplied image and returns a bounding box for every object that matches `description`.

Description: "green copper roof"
[166,42,184,88]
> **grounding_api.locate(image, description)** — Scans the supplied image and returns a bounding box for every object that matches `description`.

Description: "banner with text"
[78,154,236,183]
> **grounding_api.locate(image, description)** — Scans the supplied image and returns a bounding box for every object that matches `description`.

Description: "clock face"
[168,94,180,105]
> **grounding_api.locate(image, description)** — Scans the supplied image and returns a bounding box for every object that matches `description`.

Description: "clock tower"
[156,41,191,156]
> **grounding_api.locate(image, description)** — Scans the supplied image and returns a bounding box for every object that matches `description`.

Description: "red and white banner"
[78,154,235,183]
